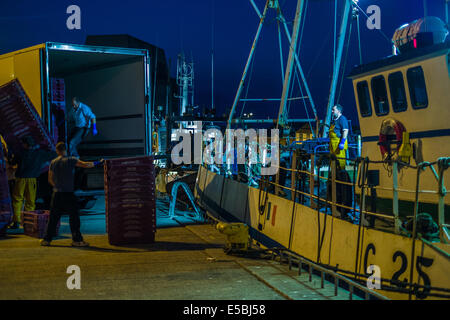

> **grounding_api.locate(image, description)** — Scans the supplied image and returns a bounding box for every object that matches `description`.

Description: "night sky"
[0,0,447,129]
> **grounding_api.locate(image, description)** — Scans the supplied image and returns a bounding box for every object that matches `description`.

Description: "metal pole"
[356,11,363,65]
[438,160,448,243]
[211,0,215,111]
[331,158,338,217]
[211,50,214,110]
[249,0,263,19]
[409,164,424,300]
[323,0,352,138]
[277,19,285,84]
[393,161,401,234]
[279,14,318,124]
[277,0,305,128]
[446,0,449,26]
[227,0,270,129]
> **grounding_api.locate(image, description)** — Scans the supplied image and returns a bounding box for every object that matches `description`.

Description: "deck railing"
[204,153,450,245]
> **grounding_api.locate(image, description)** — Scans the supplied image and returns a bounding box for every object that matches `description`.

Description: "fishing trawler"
[193,0,450,300]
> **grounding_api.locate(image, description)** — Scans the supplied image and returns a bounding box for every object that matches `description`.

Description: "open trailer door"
[43,42,152,158]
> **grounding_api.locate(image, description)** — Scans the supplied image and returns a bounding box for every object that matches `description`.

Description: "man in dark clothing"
[69,97,97,158]
[10,136,56,229]
[329,104,349,169]
[328,105,352,221]
[41,142,103,247]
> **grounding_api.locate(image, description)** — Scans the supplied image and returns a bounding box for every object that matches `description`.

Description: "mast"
[323,0,352,137]
[176,53,194,128]
[278,11,318,135]
[227,0,270,130]
[277,0,305,129]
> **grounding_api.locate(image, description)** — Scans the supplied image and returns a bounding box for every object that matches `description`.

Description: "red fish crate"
[104,176,155,189]
[105,194,154,210]
[106,164,155,174]
[106,212,156,236]
[105,185,153,195]
[105,183,155,196]
[106,211,156,244]
[107,214,156,229]
[106,207,156,223]
[107,229,155,246]
[0,79,55,156]
[105,167,155,179]
[21,210,60,239]
[106,200,155,212]
[104,156,154,168]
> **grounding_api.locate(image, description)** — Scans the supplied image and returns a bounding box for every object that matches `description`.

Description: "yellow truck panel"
[0,45,43,116]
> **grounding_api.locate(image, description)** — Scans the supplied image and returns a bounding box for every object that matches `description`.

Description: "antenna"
[211,0,215,112]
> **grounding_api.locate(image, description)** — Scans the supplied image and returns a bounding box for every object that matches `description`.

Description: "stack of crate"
[0,79,55,156]
[50,78,66,143]
[0,143,12,237]
[104,156,156,245]
[21,210,59,239]
[50,78,65,107]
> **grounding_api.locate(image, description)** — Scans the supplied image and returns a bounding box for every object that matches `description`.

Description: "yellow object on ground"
[156,170,167,194]
[216,222,249,252]
[12,178,37,224]
[329,123,348,169]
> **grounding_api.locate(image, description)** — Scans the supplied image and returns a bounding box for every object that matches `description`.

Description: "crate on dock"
[21,210,59,239]
[104,156,156,245]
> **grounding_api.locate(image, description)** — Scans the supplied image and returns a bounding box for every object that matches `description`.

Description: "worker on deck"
[69,97,98,158]
[10,136,56,229]
[40,142,103,247]
[329,104,349,169]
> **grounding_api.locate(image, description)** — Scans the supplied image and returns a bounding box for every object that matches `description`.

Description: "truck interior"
[33,48,150,208]
[46,48,148,160]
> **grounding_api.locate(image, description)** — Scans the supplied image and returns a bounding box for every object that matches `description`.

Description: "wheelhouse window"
[356,81,372,117]
[371,75,390,116]
[388,72,407,112]
[407,66,428,109]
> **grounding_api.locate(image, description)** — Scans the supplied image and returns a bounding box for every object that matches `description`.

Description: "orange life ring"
[378,119,406,159]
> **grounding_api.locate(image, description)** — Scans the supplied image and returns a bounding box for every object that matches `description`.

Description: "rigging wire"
[352,2,392,45]
[356,6,363,65]
[294,68,313,135]
[279,0,312,127]
[334,0,337,72]
[336,15,353,104]
[239,50,257,119]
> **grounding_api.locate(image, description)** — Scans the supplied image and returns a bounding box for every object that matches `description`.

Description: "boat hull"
[195,166,450,300]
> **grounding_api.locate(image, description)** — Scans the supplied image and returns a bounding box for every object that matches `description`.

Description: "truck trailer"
[0,42,153,158]
[0,42,153,207]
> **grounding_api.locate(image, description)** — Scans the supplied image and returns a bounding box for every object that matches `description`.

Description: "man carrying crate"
[40,142,103,247]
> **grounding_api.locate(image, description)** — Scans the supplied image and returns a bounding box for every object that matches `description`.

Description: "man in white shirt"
[68,97,98,157]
